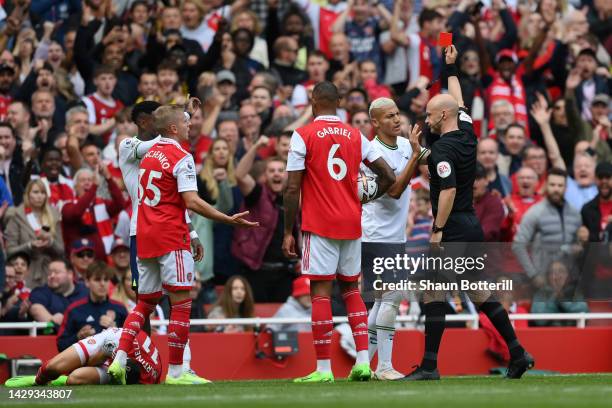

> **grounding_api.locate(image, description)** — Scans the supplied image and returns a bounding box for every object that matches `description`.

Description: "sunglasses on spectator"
[348,95,365,102]
[76,250,95,259]
[286,48,299,53]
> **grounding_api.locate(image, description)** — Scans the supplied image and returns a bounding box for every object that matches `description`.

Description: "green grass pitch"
[2,374,612,408]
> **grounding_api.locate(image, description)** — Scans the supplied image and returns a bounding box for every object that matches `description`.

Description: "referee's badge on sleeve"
[437,161,452,178]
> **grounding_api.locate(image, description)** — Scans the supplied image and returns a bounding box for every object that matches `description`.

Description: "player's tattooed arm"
[365,158,395,200]
[388,124,424,199]
[282,170,303,258]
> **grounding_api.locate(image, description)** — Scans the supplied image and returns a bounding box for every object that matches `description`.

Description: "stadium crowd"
[0,0,610,352]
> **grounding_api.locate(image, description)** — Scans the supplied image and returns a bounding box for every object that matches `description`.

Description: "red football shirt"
[137,138,197,258]
[287,115,381,239]
[129,331,163,384]
[82,93,124,145]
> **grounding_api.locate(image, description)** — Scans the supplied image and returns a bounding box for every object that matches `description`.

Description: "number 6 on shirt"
[327,144,347,180]
[138,169,162,207]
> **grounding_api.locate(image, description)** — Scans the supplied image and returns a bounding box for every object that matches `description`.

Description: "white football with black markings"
[357,171,378,203]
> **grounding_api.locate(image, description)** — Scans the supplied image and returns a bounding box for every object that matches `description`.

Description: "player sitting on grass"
[4,327,162,387]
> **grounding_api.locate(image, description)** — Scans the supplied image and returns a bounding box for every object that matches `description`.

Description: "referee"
[402,45,534,381]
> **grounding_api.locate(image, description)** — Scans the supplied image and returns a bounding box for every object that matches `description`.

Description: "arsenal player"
[5,327,162,386]
[109,103,257,385]
[283,82,395,383]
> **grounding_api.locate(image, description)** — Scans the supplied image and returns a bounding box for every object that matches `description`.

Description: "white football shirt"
[118,135,161,236]
[361,136,413,243]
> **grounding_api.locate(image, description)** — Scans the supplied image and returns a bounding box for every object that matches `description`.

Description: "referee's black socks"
[422,302,447,371]
[479,300,525,360]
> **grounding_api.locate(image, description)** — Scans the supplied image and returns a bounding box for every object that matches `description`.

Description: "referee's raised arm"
[443,45,464,108]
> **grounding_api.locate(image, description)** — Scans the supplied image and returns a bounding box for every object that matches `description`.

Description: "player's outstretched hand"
[282,234,298,258]
[187,96,202,115]
[445,44,458,65]
[192,237,204,262]
[228,211,259,227]
[408,124,423,156]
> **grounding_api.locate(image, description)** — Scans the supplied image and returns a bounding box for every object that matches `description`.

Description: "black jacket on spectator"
[74,19,138,106]
[1,146,25,206]
[575,75,611,119]
[56,296,127,351]
[582,194,608,242]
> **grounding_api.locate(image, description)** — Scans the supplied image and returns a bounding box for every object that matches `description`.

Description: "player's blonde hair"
[153,105,183,136]
[368,97,396,118]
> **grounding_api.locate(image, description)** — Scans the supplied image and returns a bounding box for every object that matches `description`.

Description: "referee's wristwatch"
[432,224,444,234]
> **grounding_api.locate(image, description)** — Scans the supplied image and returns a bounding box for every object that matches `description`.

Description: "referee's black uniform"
[428,108,483,243]
[404,66,532,381]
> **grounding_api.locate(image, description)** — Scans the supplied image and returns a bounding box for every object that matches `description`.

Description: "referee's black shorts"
[441,212,484,243]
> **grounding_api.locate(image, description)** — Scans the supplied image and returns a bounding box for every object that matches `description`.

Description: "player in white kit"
[362,98,425,380]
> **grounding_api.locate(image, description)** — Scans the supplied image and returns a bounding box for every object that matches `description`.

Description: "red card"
[439,32,453,47]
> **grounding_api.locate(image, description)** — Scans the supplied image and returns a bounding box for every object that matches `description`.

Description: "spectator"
[406,189,433,255]
[0,122,25,205]
[565,70,612,164]
[473,163,505,241]
[477,138,512,197]
[565,153,598,211]
[572,48,610,122]
[28,258,88,332]
[61,167,125,260]
[233,142,297,302]
[69,239,96,282]
[81,65,124,145]
[512,168,583,287]
[497,123,527,178]
[267,276,312,332]
[358,60,391,101]
[4,179,64,287]
[0,264,30,331]
[582,162,612,242]
[192,138,237,287]
[351,110,373,140]
[531,260,589,326]
[208,275,255,333]
[31,147,75,211]
[231,9,269,68]
[56,261,127,352]
[6,101,31,148]
[332,0,392,77]
[110,238,130,283]
[270,36,307,87]
[488,99,516,139]
[504,167,543,241]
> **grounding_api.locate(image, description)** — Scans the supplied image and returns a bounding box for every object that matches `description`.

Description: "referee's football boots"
[398,366,440,381]
[506,351,535,379]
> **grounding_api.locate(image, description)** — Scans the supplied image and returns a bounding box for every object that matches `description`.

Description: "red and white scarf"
[24,206,42,235]
[80,197,114,255]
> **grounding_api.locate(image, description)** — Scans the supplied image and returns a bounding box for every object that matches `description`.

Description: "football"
[357,170,378,203]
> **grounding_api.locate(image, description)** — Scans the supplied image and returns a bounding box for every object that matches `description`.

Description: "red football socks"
[342,289,369,352]
[168,298,192,365]
[311,295,333,360]
[117,300,157,354]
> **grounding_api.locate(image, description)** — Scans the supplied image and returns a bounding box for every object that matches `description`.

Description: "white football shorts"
[137,250,195,299]
[301,231,361,282]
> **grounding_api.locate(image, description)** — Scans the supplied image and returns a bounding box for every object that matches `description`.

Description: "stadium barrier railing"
[2,312,612,336]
